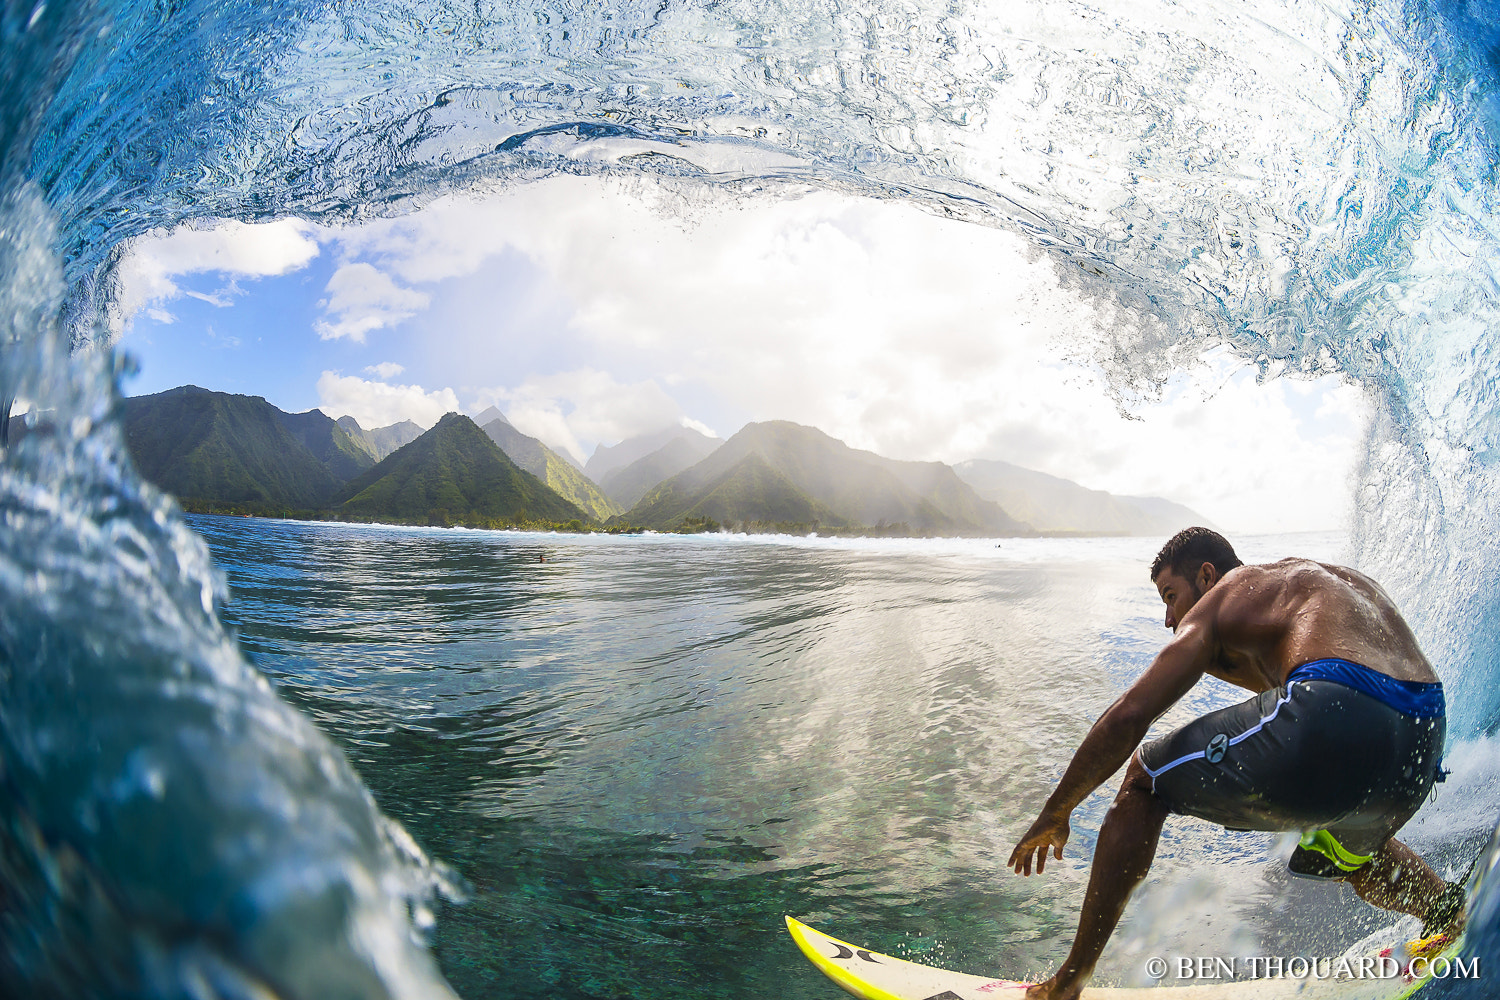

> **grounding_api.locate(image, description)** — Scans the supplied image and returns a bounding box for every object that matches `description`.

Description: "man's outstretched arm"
[1008,615,1216,876]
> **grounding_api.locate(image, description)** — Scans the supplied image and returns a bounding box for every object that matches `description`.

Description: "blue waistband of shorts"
[1287,658,1446,718]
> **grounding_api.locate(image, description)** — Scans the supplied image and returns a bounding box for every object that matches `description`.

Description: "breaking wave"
[5,0,1500,994]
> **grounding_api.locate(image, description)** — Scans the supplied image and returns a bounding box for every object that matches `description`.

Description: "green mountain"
[338,413,589,527]
[123,386,351,512]
[620,421,1031,535]
[335,415,424,461]
[623,449,850,531]
[277,408,376,483]
[953,459,1214,536]
[476,411,621,521]
[599,435,723,508]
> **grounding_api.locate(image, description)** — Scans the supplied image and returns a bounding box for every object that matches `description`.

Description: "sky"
[113,175,1370,535]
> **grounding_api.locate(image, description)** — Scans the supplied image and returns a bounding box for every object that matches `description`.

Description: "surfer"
[1008,527,1462,1000]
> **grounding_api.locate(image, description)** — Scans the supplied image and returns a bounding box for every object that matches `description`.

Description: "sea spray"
[0,114,462,1000]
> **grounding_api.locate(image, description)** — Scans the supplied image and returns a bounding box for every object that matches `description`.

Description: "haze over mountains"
[111,385,1212,536]
[586,426,723,509]
[953,460,1216,535]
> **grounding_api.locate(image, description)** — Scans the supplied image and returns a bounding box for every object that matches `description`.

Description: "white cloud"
[115,218,320,328]
[314,263,430,342]
[681,416,718,439]
[364,362,406,379]
[315,371,460,430]
[1024,369,1369,534]
[184,287,236,308]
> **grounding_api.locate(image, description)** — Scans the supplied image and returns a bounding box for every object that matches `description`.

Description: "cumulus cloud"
[992,368,1369,535]
[316,371,460,430]
[364,361,406,379]
[115,218,321,328]
[314,263,430,342]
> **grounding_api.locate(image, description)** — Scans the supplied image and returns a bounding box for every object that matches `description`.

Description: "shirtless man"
[1009,527,1460,1000]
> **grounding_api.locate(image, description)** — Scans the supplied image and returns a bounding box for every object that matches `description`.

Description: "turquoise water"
[188,515,1490,998]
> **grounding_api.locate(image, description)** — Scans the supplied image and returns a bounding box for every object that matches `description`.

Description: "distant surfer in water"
[1009,526,1463,1000]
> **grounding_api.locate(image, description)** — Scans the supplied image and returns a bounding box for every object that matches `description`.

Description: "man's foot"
[1421,881,1467,939]
[1026,974,1086,1000]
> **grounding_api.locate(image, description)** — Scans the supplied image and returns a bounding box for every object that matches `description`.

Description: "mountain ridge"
[116,385,1214,537]
[123,387,350,512]
[479,416,621,521]
[336,415,424,462]
[339,413,589,527]
[620,420,1031,535]
[118,386,594,527]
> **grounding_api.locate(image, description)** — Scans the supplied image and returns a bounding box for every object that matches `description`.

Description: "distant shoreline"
[177,505,1156,540]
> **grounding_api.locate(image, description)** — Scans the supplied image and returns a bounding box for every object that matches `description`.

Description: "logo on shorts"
[1206,733,1230,764]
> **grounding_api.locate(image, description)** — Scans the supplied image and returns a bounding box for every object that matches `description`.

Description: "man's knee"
[1118,752,1168,813]
[1121,751,1154,792]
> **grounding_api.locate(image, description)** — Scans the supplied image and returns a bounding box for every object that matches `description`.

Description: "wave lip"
[0,182,460,998]
[8,0,1500,993]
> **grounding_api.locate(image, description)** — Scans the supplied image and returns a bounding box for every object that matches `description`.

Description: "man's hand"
[1009,809,1070,876]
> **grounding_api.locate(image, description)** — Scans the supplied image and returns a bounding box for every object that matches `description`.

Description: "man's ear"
[1198,561,1220,591]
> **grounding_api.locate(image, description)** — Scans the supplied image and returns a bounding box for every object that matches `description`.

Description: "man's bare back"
[1167,557,1440,692]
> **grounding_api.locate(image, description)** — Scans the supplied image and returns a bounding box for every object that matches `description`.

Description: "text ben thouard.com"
[1143,955,1480,981]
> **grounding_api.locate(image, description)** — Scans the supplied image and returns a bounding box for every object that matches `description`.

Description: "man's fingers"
[1010,824,1069,878]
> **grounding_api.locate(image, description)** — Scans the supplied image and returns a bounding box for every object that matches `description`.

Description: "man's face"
[1153,567,1203,632]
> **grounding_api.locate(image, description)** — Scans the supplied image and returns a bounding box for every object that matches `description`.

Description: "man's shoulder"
[1222,559,1381,609]
[1211,560,1325,610]
[1231,557,1350,584]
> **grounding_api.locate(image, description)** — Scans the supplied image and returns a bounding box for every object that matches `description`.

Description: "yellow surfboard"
[785,916,1465,1000]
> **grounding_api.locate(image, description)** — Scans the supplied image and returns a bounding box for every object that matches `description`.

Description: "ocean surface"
[8,0,1500,995]
[190,516,1493,998]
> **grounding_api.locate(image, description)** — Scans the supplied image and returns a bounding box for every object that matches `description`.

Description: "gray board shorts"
[1136,658,1445,871]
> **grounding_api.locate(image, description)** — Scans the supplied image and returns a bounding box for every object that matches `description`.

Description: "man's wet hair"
[1151,527,1243,581]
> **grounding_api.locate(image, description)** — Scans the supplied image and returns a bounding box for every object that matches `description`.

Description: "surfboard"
[784,916,1465,1000]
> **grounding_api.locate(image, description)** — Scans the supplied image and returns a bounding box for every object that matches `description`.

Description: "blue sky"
[114,177,1369,533]
[126,248,579,413]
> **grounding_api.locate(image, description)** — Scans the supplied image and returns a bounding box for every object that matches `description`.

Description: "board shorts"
[1137,658,1446,878]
